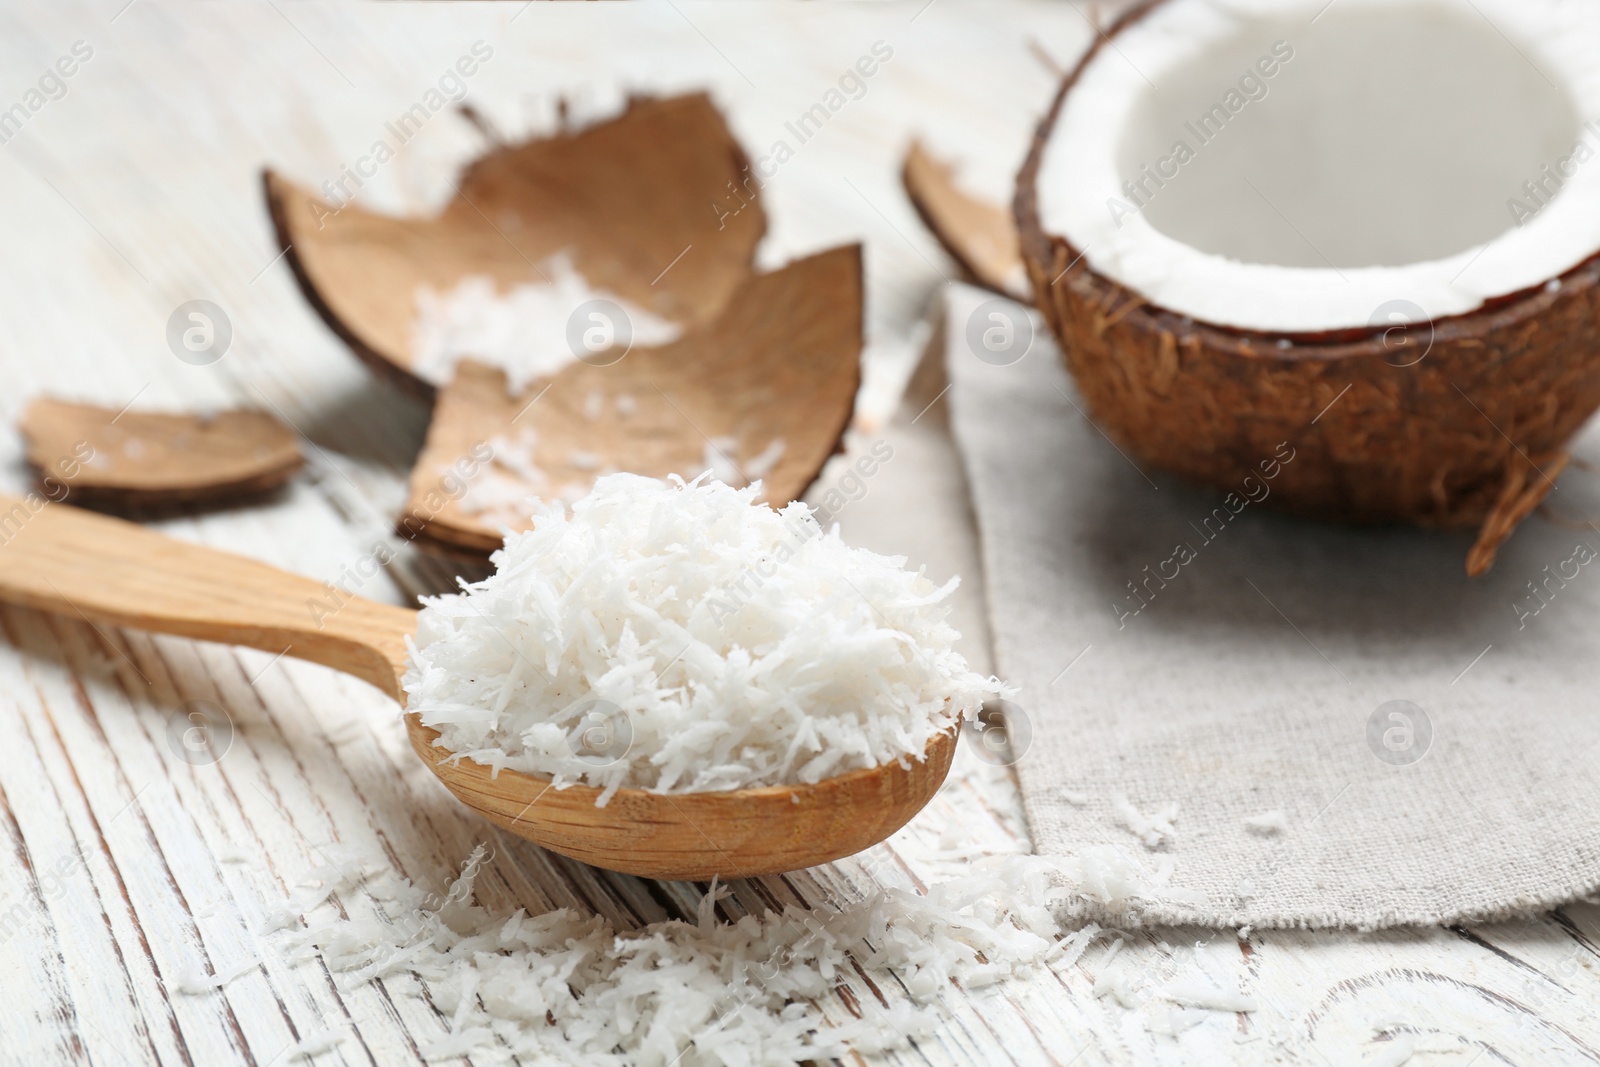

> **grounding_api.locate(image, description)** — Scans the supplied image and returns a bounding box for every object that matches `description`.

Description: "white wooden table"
[2,2,1599,1064]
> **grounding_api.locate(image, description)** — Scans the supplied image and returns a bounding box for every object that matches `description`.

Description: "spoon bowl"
[411,716,956,879]
[0,495,956,879]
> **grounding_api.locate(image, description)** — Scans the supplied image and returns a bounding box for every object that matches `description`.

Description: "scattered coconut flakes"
[265,844,1128,1066]
[1048,922,1102,969]
[457,433,546,524]
[568,449,600,470]
[174,956,261,995]
[1157,977,1256,1013]
[1058,788,1090,806]
[410,251,681,393]
[287,1028,347,1060]
[1094,962,1141,1008]
[455,468,540,524]
[260,904,303,934]
[616,393,637,416]
[1112,793,1178,849]
[1243,809,1289,836]
[582,390,604,420]
[404,473,1007,799]
[702,436,742,486]
[487,431,542,483]
[743,437,786,481]
[1147,1005,1210,1037]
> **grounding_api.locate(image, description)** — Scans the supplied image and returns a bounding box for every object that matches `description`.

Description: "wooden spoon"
[0,497,956,879]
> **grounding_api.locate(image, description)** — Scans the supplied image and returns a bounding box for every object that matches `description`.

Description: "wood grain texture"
[412,719,958,879]
[2,2,1599,1065]
[0,491,414,701]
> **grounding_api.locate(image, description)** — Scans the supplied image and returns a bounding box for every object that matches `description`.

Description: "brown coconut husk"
[264,92,859,557]
[902,140,1028,301]
[398,245,864,557]
[19,399,302,513]
[1014,0,1600,576]
[262,92,767,399]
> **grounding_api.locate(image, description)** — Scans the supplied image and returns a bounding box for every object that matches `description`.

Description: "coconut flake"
[1112,793,1178,849]
[286,1028,347,1060]
[404,472,1006,798]
[1147,1005,1210,1037]
[743,437,786,481]
[1158,977,1257,1013]
[174,956,261,995]
[701,436,742,486]
[1243,810,1289,836]
[410,252,681,393]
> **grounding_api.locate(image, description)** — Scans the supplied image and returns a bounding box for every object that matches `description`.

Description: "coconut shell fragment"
[262,92,767,397]
[399,245,863,557]
[902,140,1028,301]
[19,399,302,512]
[1014,0,1600,575]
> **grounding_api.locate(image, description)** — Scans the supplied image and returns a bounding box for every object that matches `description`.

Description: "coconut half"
[1017,0,1600,574]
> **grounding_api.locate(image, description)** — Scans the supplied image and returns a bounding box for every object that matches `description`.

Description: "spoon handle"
[0,495,415,699]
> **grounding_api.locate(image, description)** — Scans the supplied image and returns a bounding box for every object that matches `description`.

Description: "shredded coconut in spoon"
[402,472,1004,801]
[410,252,681,393]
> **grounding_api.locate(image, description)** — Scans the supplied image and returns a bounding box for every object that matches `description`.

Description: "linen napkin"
[942,283,1600,928]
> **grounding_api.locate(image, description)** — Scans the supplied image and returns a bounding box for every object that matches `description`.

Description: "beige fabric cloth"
[941,283,1600,929]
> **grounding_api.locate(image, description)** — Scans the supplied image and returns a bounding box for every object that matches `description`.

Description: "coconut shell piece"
[19,399,302,512]
[262,92,767,398]
[398,245,863,557]
[902,140,1028,301]
[1015,0,1600,576]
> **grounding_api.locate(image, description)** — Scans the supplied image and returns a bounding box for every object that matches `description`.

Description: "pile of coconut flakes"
[402,472,1003,802]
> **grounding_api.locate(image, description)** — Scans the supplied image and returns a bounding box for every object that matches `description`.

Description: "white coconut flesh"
[1036,0,1600,334]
